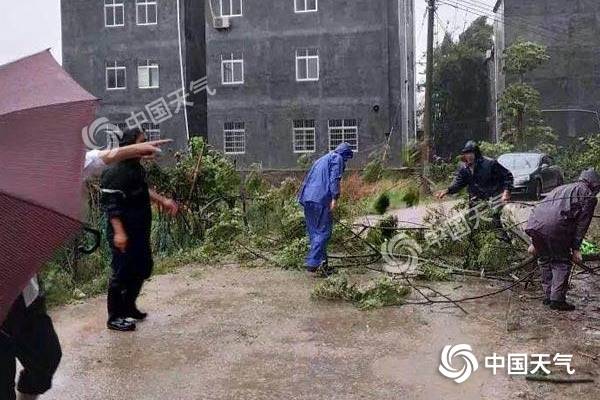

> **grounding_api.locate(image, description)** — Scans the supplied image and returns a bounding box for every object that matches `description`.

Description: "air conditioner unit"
[213,16,230,29]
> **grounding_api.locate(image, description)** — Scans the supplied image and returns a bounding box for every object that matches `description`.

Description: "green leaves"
[498,40,554,151]
[503,40,550,77]
[311,273,411,310]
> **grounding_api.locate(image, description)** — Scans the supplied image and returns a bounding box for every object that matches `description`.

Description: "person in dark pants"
[526,169,600,311]
[100,128,178,331]
[436,140,514,237]
[0,136,171,399]
[298,142,354,277]
[0,298,61,400]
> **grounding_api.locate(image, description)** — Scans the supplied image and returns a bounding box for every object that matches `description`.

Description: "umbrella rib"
[0,190,85,226]
[0,99,99,119]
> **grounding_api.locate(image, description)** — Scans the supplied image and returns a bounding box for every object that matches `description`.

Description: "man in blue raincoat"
[298,143,354,276]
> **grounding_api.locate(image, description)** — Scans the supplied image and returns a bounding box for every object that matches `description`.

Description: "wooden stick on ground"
[526,375,594,384]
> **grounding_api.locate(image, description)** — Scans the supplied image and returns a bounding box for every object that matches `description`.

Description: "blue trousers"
[303,202,333,270]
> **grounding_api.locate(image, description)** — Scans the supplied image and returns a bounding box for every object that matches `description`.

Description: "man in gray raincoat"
[526,169,600,311]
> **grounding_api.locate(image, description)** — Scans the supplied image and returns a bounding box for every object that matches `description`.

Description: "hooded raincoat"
[526,169,600,253]
[298,143,354,269]
[525,169,600,302]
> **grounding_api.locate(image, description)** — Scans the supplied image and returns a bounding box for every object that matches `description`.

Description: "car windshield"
[498,154,541,172]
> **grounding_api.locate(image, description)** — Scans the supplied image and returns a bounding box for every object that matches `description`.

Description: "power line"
[443,0,563,41]
[439,0,559,41]
[438,0,561,42]
[456,0,565,38]
[434,11,451,40]
[417,6,429,45]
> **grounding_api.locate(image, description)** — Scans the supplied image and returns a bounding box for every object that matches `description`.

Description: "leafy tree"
[499,40,557,152]
[432,17,494,156]
[503,41,550,81]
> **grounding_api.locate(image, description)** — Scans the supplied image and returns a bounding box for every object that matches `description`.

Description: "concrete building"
[62,0,415,169]
[492,0,600,142]
[61,0,207,152]
[205,0,416,169]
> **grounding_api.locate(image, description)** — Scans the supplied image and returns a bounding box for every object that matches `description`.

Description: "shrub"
[373,192,391,215]
[401,185,420,207]
[362,159,384,183]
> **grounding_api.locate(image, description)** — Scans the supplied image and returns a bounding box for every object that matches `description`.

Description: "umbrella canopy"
[0,50,97,323]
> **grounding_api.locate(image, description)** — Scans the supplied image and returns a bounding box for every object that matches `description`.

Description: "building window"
[221,53,244,85]
[105,61,127,90]
[296,48,319,81]
[138,60,160,89]
[293,120,316,153]
[136,0,158,25]
[295,0,317,13]
[224,122,246,154]
[104,0,125,27]
[142,123,161,141]
[328,119,358,151]
[220,0,243,17]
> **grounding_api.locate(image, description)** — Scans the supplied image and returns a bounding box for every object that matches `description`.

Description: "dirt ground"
[43,201,600,399]
[46,261,600,400]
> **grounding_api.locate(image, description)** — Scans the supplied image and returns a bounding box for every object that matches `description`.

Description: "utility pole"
[422,0,435,187]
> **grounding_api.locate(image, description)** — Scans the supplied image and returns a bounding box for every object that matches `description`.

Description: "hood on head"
[460,140,482,159]
[579,168,600,193]
[334,142,354,161]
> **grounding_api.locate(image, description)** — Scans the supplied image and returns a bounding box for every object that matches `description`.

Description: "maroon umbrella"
[0,50,97,323]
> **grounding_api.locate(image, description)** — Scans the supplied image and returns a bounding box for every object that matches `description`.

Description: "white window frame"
[224,122,246,154]
[295,0,318,13]
[142,123,161,141]
[293,120,316,153]
[221,53,244,85]
[136,0,158,25]
[328,119,359,152]
[219,0,243,17]
[105,61,127,91]
[138,60,160,89]
[104,0,125,27]
[295,48,319,82]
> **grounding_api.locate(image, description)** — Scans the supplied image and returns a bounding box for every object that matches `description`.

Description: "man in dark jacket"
[100,128,178,331]
[436,140,513,202]
[526,169,600,311]
[436,140,514,237]
[298,143,354,277]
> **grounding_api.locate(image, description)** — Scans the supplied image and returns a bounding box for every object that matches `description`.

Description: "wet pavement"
[46,264,524,400]
[43,201,599,400]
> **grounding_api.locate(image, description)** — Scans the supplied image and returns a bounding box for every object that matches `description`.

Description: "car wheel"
[534,180,543,200]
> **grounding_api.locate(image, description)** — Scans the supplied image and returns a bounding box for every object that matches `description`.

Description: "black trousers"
[0,296,62,400]
[107,273,145,321]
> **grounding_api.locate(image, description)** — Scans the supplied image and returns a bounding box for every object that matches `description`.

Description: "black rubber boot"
[318,262,337,278]
[550,301,575,312]
[124,280,147,320]
[128,308,148,321]
[107,318,136,332]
